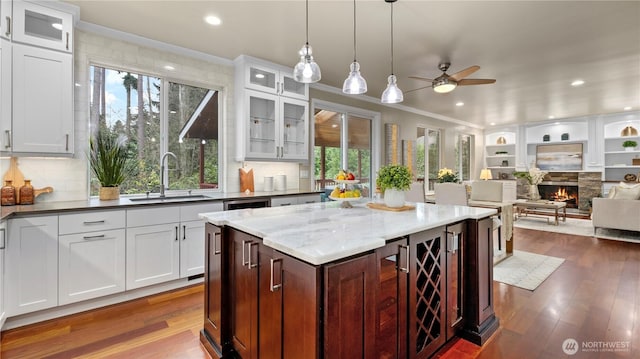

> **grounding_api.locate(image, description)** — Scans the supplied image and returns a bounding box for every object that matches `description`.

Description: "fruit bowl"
[329,195,362,202]
[334,179,360,185]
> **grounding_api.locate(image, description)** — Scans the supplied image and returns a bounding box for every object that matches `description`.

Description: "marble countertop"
[0,189,321,220]
[200,201,497,265]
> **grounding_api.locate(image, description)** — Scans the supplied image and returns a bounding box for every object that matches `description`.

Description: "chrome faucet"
[160,152,177,198]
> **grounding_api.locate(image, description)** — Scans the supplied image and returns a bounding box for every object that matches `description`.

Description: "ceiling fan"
[408,63,496,94]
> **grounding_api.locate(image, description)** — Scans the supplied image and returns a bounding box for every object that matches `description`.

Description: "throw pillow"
[607,186,616,198]
[618,181,640,189]
[611,185,640,200]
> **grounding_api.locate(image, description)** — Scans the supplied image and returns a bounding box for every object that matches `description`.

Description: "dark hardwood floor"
[2,227,638,358]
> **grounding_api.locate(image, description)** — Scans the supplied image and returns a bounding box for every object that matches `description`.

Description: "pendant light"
[381,0,403,103]
[293,0,321,83]
[342,0,367,94]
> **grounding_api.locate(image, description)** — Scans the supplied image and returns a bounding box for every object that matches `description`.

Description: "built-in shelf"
[486,155,515,159]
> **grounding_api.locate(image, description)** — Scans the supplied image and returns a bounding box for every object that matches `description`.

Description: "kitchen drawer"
[127,206,180,227]
[180,202,223,222]
[59,210,125,235]
[296,194,321,204]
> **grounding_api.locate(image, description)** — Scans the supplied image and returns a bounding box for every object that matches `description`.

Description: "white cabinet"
[6,215,58,316]
[58,211,126,305]
[11,0,73,52]
[0,39,10,151]
[243,61,307,100]
[126,202,223,289]
[235,55,309,162]
[8,42,73,153]
[0,221,6,328]
[0,1,12,40]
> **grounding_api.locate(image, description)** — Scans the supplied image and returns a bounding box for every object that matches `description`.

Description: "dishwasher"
[223,197,270,210]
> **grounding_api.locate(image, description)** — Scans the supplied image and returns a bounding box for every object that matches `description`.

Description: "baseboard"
[2,277,203,331]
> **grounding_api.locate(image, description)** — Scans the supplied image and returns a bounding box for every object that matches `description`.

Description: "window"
[89,65,220,195]
[313,102,379,198]
[456,134,472,181]
[416,128,441,191]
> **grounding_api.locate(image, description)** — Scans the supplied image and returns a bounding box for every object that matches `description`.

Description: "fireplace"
[538,183,579,208]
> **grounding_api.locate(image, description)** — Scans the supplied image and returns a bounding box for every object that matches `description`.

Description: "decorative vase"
[529,184,541,201]
[384,188,405,208]
[1,180,16,206]
[19,179,34,205]
[99,186,120,200]
[625,147,635,152]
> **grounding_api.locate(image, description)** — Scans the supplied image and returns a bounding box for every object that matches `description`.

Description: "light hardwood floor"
[2,227,639,358]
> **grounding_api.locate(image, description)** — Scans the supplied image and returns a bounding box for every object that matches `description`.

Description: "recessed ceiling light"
[204,15,222,26]
[624,106,632,111]
[164,65,175,71]
[571,79,585,87]
[548,115,555,119]
[455,102,464,107]
[554,122,560,125]
[255,73,265,79]
[490,122,496,126]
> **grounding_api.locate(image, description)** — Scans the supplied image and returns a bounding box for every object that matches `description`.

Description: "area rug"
[513,217,640,243]
[493,250,564,290]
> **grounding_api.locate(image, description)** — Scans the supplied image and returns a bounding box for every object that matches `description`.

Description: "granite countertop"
[199,201,497,265]
[0,189,321,220]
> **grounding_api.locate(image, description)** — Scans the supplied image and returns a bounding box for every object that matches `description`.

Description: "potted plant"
[622,140,637,152]
[376,164,412,208]
[89,131,132,200]
[436,168,459,183]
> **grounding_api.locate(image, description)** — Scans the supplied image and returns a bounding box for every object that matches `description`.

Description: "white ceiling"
[65,0,640,128]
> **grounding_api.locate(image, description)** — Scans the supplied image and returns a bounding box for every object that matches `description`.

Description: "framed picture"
[536,143,583,170]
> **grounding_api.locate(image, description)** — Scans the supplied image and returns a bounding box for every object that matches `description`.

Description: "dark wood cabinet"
[229,228,321,359]
[445,222,465,339]
[324,252,377,359]
[201,223,229,359]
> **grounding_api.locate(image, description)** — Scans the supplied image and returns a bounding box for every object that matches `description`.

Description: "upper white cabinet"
[11,0,73,53]
[235,55,310,162]
[6,215,58,316]
[0,1,11,40]
[0,1,75,155]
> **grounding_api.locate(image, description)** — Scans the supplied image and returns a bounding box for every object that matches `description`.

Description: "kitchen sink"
[128,194,210,202]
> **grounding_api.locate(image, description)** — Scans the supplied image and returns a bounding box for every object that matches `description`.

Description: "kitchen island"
[199,201,499,358]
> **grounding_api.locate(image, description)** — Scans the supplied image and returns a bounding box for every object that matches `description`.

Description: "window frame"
[416,126,442,191]
[87,61,226,196]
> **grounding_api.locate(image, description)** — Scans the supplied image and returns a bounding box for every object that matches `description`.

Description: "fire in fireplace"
[538,184,579,208]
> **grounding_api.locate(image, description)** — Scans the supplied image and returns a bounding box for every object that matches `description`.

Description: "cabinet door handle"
[213,232,221,255]
[83,220,105,225]
[270,258,283,292]
[66,134,69,151]
[248,242,259,269]
[175,226,179,241]
[5,130,11,149]
[242,240,251,267]
[398,244,410,274]
[447,231,460,253]
[5,16,10,37]
[66,32,69,50]
[0,228,5,249]
[182,225,186,240]
[83,234,105,240]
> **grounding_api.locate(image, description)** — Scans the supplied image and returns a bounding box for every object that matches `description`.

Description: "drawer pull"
[5,130,11,149]
[183,225,186,240]
[83,234,105,240]
[83,220,105,225]
[175,226,178,241]
[242,240,251,267]
[398,244,410,274]
[248,242,259,269]
[270,258,283,292]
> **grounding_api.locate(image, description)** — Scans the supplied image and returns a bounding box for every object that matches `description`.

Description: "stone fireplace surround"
[516,172,602,212]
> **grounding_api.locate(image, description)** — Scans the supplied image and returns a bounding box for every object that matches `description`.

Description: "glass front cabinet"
[10,1,73,53]
[236,55,309,162]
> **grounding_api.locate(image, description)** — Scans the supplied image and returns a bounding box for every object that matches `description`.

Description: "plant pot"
[99,186,120,200]
[384,188,405,208]
[624,147,636,152]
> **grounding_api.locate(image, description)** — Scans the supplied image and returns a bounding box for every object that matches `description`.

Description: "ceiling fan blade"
[408,76,434,82]
[457,78,496,86]
[449,65,480,81]
[404,85,432,94]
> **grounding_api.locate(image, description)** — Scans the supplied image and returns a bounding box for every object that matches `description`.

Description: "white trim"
[310,82,484,130]
[76,21,233,67]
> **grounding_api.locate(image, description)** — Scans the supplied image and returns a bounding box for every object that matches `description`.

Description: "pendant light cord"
[305,0,309,46]
[390,2,394,75]
[353,0,357,62]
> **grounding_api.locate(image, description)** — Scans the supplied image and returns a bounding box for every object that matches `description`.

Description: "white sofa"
[592,197,640,232]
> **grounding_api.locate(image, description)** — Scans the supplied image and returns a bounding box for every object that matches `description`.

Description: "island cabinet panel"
[375,240,409,359]
[462,217,499,345]
[324,253,377,359]
[229,228,320,359]
[202,223,229,359]
[445,222,466,340]
[408,227,447,359]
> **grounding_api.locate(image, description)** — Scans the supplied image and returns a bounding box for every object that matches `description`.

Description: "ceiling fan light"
[381,74,403,103]
[293,44,321,83]
[342,61,367,94]
[433,77,457,93]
